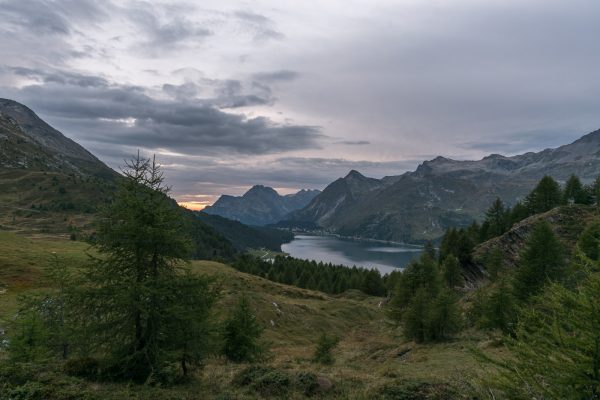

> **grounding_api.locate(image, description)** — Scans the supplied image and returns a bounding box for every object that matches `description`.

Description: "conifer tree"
[75,153,213,381]
[441,254,463,288]
[513,221,565,301]
[487,275,600,399]
[483,198,510,239]
[562,174,588,205]
[526,175,562,214]
[222,296,263,362]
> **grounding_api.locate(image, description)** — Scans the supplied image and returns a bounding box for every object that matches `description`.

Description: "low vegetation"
[3,165,600,399]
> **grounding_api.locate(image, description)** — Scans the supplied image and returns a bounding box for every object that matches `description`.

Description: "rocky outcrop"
[465,205,597,287]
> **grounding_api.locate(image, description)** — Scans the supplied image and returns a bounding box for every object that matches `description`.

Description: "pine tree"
[509,201,530,225]
[426,289,461,341]
[74,154,212,381]
[487,275,600,399]
[513,221,565,301]
[578,221,600,261]
[441,254,463,288]
[477,279,517,334]
[483,198,510,239]
[526,175,562,214]
[562,174,588,205]
[222,296,263,362]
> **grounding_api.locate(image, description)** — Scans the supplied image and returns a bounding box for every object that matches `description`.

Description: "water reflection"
[281,235,422,275]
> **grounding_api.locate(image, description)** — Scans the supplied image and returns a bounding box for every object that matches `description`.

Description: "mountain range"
[203,185,320,226]
[277,129,600,243]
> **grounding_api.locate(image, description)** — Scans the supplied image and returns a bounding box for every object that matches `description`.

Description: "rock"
[317,376,333,392]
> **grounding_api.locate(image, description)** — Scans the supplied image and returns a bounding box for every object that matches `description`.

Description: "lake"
[281,235,422,275]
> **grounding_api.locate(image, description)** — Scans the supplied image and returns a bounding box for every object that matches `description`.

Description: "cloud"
[233,10,284,41]
[4,70,324,157]
[125,3,212,54]
[253,70,299,82]
[0,0,106,35]
[336,140,370,146]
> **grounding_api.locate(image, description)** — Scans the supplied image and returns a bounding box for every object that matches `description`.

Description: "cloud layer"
[1,0,600,205]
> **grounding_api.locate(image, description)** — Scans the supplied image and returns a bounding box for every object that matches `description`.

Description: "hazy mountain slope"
[195,211,293,251]
[282,129,600,243]
[204,185,320,226]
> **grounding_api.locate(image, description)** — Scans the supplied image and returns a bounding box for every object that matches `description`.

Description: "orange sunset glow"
[178,201,211,211]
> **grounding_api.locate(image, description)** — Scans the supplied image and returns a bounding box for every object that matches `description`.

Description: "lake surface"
[281,235,422,275]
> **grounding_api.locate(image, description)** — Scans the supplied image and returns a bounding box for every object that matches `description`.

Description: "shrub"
[251,370,291,397]
[233,365,291,397]
[296,371,319,396]
[312,333,340,365]
[63,357,99,379]
[7,382,45,400]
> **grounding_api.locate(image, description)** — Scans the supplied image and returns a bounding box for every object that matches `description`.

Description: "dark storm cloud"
[252,70,299,83]
[10,67,109,88]
[5,75,323,156]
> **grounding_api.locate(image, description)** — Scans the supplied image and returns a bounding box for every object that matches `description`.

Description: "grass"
[0,230,498,399]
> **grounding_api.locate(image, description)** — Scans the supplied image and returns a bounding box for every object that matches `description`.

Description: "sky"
[1,0,600,210]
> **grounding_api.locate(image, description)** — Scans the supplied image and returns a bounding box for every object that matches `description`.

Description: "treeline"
[232,254,387,296]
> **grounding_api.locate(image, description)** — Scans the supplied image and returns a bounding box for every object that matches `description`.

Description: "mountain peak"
[345,170,365,179]
[244,185,279,197]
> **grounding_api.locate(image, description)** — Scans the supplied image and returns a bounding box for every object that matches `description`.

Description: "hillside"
[195,211,293,251]
[282,129,600,243]
[204,185,320,226]
[464,204,598,286]
[0,231,493,399]
[0,100,235,259]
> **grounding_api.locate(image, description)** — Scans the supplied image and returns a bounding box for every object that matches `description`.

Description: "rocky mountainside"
[204,185,320,226]
[464,204,597,287]
[281,129,600,243]
[0,98,115,178]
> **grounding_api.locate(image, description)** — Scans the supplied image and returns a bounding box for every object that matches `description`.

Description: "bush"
[251,370,291,397]
[7,381,45,400]
[63,357,99,379]
[312,333,340,365]
[233,365,291,397]
[296,371,319,396]
[578,221,600,261]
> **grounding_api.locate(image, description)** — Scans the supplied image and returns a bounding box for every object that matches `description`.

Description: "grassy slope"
[0,231,497,399]
[0,169,114,234]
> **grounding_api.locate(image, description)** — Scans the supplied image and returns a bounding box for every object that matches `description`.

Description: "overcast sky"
[2,0,600,209]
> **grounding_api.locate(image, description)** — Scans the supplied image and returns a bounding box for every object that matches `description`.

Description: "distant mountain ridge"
[281,128,600,243]
[204,185,320,226]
